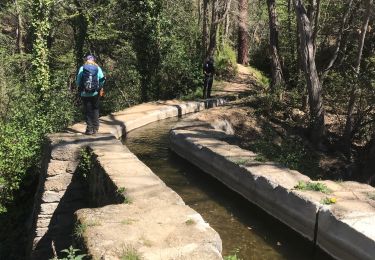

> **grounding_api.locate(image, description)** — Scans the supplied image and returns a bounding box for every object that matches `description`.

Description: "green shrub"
[215,43,238,80]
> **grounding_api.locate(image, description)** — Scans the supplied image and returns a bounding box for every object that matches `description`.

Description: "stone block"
[44,174,72,192]
[40,202,59,215]
[47,160,78,176]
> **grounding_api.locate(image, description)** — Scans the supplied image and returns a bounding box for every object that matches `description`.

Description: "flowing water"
[123,117,332,260]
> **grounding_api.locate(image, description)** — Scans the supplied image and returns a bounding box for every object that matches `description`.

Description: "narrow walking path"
[211,64,258,98]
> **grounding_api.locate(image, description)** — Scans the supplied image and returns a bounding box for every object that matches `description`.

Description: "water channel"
[123,117,332,260]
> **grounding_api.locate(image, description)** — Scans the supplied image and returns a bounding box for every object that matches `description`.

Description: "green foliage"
[77,149,92,179]
[74,222,87,239]
[247,66,270,88]
[101,41,141,113]
[31,0,53,94]
[224,248,242,260]
[215,43,238,80]
[294,181,332,194]
[50,246,87,260]
[180,87,203,101]
[251,126,316,171]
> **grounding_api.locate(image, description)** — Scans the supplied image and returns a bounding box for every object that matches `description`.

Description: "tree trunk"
[224,8,230,42]
[312,0,320,57]
[306,0,319,56]
[206,0,232,59]
[31,0,53,96]
[342,0,373,157]
[73,0,88,70]
[321,0,354,84]
[287,0,294,63]
[202,0,208,59]
[15,0,24,54]
[237,0,249,65]
[207,0,218,58]
[294,0,325,144]
[267,0,284,90]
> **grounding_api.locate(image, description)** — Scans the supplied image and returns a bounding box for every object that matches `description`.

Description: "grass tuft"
[294,181,332,194]
[120,246,142,260]
[185,219,195,225]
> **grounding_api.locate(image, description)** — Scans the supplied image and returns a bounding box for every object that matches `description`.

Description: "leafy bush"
[215,43,238,80]
[101,41,142,114]
[0,75,76,212]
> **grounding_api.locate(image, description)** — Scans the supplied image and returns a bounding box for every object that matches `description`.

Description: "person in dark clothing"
[203,57,215,99]
[76,55,105,135]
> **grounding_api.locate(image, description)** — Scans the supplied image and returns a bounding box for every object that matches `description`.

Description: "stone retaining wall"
[169,117,375,260]
[28,99,225,259]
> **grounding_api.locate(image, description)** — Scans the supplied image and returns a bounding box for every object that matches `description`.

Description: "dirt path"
[212,64,260,97]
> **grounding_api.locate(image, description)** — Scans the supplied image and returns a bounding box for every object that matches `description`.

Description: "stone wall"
[28,99,225,260]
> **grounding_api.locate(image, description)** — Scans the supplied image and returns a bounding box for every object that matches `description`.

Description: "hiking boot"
[93,127,99,134]
[85,129,94,135]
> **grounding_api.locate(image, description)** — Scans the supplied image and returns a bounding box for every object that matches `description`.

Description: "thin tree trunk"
[267,0,284,90]
[207,0,218,58]
[73,0,88,70]
[207,0,232,59]
[342,0,373,156]
[15,0,24,54]
[202,0,209,60]
[321,0,354,84]
[224,9,230,41]
[312,0,320,57]
[198,0,201,27]
[237,0,249,65]
[294,0,325,144]
[287,0,294,62]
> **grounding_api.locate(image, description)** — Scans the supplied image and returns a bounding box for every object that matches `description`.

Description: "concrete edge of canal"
[28,98,226,260]
[169,116,375,260]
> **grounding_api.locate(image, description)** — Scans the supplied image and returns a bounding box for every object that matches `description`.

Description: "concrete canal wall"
[169,116,375,260]
[28,99,225,260]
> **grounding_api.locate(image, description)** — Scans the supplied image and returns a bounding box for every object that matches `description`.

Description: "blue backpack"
[81,64,99,93]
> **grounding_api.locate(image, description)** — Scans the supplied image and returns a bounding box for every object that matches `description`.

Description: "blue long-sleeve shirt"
[76,64,105,97]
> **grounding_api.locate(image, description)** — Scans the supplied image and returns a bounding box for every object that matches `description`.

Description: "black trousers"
[82,95,100,131]
[203,74,213,98]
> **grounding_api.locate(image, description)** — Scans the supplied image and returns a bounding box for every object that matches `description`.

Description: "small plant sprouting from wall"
[77,148,92,179]
[294,181,332,194]
[117,187,126,195]
[116,187,132,204]
[229,157,253,165]
[321,197,337,205]
[50,245,87,260]
[74,222,87,239]
[224,248,242,260]
[123,196,133,204]
[185,219,195,225]
[368,192,375,201]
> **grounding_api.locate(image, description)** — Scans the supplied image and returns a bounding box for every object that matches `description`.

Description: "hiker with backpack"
[203,57,215,99]
[76,55,105,135]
